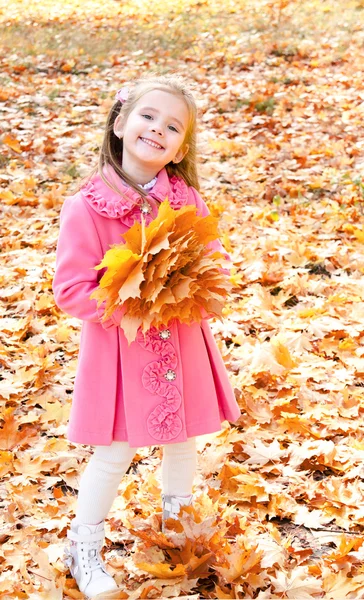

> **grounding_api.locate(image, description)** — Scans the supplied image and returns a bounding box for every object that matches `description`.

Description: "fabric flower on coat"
[89,199,233,345]
[136,327,183,442]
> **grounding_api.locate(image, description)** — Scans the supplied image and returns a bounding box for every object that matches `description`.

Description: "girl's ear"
[174,143,189,163]
[113,114,124,138]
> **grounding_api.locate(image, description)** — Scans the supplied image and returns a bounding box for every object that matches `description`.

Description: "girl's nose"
[150,124,164,136]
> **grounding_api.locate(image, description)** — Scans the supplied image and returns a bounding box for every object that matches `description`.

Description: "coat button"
[159,329,171,340]
[164,369,176,381]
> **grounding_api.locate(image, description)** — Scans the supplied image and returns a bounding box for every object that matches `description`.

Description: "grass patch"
[0,0,362,68]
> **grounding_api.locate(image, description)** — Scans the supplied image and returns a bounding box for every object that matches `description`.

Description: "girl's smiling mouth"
[139,137,164,150]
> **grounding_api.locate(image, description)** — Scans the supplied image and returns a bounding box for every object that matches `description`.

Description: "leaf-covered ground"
[1,0,364,598]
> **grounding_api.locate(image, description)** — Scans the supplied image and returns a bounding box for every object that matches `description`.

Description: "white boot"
[161,493,193,533]
[63,518,118,598]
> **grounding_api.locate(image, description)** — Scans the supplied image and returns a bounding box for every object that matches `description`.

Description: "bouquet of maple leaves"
[90,199,233,345]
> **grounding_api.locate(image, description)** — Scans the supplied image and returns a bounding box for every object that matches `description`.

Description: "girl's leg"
[74,441,137,525]
[161,436,197,496]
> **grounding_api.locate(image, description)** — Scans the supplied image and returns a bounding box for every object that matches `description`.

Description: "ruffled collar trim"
[138,176,157,190]
[80,162,189,226]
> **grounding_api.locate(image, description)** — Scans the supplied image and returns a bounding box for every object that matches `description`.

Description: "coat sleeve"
[52,193,124,330]
[188,186,232,320]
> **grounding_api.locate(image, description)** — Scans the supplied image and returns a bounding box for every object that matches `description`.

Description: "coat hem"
[67,418,235,447]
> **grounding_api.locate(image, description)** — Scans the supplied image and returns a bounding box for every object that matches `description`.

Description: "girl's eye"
[141,114,178,132]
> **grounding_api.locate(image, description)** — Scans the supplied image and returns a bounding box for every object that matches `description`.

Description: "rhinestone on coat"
[140,203,152,214]
[164,369,176,381]
[159,329,171,340]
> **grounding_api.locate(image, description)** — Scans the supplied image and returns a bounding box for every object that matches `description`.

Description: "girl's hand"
[97,303,126,330]
[110,305,126,326]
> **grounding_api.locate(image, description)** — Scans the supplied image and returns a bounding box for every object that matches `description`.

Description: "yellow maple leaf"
[135,561,186,578]
[353,227,364,243]
[271,338,298,369]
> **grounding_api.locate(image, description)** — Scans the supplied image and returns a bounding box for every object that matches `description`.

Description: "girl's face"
[113,89,190,176]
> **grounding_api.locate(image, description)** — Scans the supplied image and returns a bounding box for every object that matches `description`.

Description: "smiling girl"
[52,73,240,598]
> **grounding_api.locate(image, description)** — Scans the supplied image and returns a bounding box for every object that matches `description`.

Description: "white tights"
[74,437,197,525]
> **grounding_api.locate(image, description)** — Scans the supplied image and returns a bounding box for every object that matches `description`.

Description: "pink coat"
[52,163,241,448]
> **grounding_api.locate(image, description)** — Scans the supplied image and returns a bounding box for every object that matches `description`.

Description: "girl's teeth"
[141,137,163,149]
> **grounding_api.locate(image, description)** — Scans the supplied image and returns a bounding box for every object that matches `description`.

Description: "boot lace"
[79,539,106,575]
[64,539,106,576]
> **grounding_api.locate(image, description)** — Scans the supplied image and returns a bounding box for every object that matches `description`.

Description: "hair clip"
[115,86,130,104]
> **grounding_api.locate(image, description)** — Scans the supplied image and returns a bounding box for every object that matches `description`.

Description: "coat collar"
[80,162,189,227]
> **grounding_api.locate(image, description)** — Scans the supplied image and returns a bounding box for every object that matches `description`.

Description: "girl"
[52,73,241,598]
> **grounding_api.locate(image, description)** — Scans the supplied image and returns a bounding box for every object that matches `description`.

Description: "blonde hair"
[69,73,200,202]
